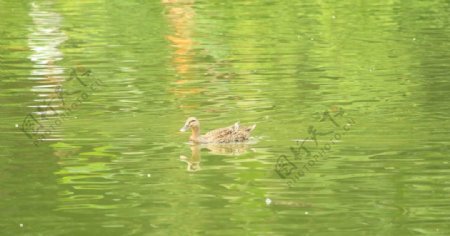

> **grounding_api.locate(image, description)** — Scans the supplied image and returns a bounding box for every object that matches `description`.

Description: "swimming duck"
[179,117,256,144]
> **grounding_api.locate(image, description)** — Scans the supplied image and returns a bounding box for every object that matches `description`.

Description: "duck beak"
[179,125,188,132]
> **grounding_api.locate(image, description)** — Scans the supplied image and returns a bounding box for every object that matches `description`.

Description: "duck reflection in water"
[180,144,201,172]
[180,142,255,172]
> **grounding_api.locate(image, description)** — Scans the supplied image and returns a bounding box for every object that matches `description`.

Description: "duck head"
[180,117,200,132]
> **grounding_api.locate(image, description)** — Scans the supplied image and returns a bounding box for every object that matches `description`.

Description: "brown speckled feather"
[180,117,256,144]
[203,123,256,143]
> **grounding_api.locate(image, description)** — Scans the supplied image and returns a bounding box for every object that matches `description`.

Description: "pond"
[1,0,449,235]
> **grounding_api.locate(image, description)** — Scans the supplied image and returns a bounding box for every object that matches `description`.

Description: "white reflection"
[27,2,67,140]
[28,2,67,66]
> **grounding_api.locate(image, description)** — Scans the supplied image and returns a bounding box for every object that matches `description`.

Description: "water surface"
[1,0,449,235]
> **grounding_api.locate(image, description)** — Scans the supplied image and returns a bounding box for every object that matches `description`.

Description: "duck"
[179,117,256,144]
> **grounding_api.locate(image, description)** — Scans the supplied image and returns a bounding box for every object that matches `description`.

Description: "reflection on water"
[163,0,195,75]
[180,142,255,171]
[180,144,201,172]
[27,2,67,143]
[1,0,450,235]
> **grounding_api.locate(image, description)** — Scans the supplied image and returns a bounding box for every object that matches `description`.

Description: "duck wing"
[203,123,256,143]
[203,125,236,141]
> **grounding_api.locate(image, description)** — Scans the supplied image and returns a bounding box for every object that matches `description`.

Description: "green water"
[1,0,449,235]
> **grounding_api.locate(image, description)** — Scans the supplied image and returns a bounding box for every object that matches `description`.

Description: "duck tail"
[233,122,240,131]
[248,124,256,132]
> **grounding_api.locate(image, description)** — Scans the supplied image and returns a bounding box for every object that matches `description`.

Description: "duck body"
[201,123,256,143]
[180,117,256,144]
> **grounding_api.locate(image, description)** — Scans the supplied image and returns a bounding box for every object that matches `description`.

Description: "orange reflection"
[163,0,195,75]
